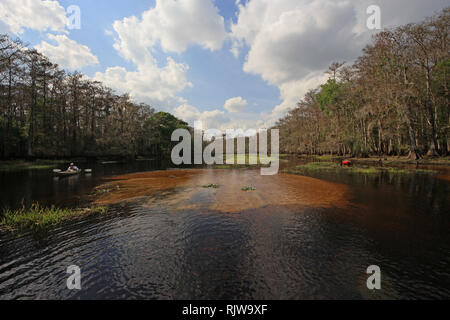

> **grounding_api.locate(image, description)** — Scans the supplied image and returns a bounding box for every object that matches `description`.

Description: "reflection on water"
[0,159,170,210]
[0,162,449,299]
[93,169,351,211]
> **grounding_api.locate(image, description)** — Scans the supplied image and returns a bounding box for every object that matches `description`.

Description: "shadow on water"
[0,159,171,210]
[0,160,449,299]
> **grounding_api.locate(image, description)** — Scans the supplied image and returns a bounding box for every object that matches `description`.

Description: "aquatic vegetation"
[214,164,238,169]
[351,156,450,166]
[241,186,256,191]
[285,162,437,175]
[314,155,334,161]
[202,184,220,189]
[0,203,108,232]
[297,162,338,171]
[92,184,120,195]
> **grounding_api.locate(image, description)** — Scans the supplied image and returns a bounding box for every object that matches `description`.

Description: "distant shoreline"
[0,157,162,172]
[282,154,450,167]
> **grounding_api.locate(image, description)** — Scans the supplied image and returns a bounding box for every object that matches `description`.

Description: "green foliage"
[293,161,338,171]
[285,162,436,175]
[143,112,189,156]
[0,203,108,232]
[276,8,450,158]
[315,79,343,115]
[0,34,188,160]
[314,155,333,161]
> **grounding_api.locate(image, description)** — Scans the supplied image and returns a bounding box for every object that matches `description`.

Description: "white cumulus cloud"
[95,0,227,111]
[224,97,248,113]
[112,0,227,61]
[174,99,267,131]
[0,0,67,34]
[230,0,450,126]
[174,104,229,130]
[35,34,99,70]
[94,58,192,110]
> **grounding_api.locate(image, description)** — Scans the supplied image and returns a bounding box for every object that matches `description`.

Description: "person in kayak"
[67,163,80,172]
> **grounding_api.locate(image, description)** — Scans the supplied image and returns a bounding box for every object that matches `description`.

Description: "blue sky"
[13,0,281,127]
[1,0,448,129]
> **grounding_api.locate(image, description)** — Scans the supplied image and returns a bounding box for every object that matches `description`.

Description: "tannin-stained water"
[0,165,449,299]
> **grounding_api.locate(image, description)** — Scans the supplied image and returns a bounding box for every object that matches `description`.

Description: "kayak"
[55,170,82,176]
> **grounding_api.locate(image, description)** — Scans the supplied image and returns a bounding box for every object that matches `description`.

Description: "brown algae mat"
[93,169,351,213]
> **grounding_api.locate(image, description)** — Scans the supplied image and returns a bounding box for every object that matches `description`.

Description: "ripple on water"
[0,169,449,299]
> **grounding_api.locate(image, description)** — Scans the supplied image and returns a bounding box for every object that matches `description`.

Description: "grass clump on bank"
[351,156,450,166]
[313,155,334,161]
[241,186,256,191]
[296,162,338,171]
[285,161,436,175]
[0,203,108,232]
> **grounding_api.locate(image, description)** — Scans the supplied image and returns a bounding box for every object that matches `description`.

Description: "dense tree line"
[275,8,449,159]
[0,34,188,160]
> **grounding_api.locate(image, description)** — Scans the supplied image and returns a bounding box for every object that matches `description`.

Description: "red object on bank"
[342,160,351,166]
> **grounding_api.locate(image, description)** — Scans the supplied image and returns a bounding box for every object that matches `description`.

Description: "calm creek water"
[0,159,449,299]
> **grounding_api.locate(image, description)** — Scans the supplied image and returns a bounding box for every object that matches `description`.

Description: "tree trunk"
[407,119,420,160]
[27,74,36,158]
[388,138,393,155]
[378,119,383,155]
[404,67,420,160]
[425,66,439,157]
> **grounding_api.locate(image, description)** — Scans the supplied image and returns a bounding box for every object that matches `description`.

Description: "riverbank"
[286,154,450,166]
[0,203,108,233]
[0,156,160,172]
[284,161,437,176]
[0,160,68,172]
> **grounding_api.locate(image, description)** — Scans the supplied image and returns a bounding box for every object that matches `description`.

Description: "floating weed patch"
[202,184,220,189]
[241,186,256,191]
[92,184,121,195]
[0,203,108,233]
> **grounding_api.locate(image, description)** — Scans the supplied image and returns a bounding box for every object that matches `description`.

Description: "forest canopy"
[274,8,449,159]
[0,35,188,159]
[1,7,449,161]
